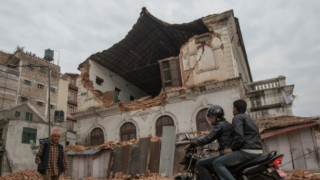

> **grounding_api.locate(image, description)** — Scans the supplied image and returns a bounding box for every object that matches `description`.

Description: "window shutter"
[159,57,182,91]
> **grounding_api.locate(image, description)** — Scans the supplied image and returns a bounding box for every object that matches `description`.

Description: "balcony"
[67,99,77,106]
[246,76,286,93]
[69,83,78,91]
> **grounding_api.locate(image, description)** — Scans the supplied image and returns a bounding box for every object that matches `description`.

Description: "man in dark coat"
[212,99,262,180]
[35,129,68,180]
[186,105,233,180]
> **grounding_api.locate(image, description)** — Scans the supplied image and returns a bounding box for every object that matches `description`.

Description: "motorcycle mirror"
[185,133,191,141]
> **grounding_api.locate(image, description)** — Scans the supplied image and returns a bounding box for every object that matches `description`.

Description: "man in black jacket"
[186,105,233,180]
[35,129,68,180]
[212,99,262,180]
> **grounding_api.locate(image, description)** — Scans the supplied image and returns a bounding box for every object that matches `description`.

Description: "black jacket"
[37,142,65,175]
[231,113,262,151]
[194,119,233,152]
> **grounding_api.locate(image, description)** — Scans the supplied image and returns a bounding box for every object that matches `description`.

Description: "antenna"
[54,50,60,66]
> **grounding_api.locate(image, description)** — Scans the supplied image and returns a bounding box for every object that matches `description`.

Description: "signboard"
[39,138,49,145]
[59,132,66,142]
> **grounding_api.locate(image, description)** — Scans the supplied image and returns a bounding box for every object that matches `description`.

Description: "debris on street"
[0,170,42,180]
[286,169,320,180]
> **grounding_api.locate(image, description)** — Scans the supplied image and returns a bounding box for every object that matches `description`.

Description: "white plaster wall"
[66,131,77,145]
[57,78,68,119]
[88,60,147,102]
[77,77,102,112]
[76,86,240,143]
[180,33,235,87]
[202,11,252,84]
[247,87,294,119]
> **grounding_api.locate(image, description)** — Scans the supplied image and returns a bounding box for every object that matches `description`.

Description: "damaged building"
[74,8,295,145]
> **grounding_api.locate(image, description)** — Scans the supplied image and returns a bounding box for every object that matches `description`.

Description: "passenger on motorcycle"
[185,105,233,180]
[212,99,263,180]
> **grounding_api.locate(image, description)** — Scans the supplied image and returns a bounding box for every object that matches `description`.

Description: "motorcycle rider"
[186,105,233,180]
[212,99,263,180]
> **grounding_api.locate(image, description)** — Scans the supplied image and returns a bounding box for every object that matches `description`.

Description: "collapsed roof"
[83,7,209,97]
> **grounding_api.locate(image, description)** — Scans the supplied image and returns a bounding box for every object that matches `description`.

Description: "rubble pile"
[287,169,320,180]
[82,171,173,180]
[196,131,210,137]
[118,95,167,112]
[0,170,42,180]
[150,136,162,142]
[64,144,89,152]
[79,62,113,107]
[65,137,161,152]
[256,116,317,132]
[65,139,139,152]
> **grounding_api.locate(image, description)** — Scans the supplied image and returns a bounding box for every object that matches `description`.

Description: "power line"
[280,150,316,167]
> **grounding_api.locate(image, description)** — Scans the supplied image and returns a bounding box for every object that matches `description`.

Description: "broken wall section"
[201,10,252,84]
[179,32,229,87]
[78,60,148,112]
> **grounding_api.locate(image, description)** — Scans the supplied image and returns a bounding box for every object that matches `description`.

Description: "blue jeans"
[212,150,260,180]
[196,155,221,180]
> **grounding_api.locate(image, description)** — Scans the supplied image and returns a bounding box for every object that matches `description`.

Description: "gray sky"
[1,0,319,117]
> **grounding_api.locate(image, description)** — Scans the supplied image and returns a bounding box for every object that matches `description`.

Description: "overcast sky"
[0,0,319,117]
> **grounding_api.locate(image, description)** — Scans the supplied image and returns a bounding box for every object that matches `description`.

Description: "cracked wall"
[179,32,233,87]
[179,11,252,87]
[78,61,112,112]
[78,60,148,112]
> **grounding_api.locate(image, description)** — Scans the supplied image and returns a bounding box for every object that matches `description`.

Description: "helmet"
[206,105,224,122]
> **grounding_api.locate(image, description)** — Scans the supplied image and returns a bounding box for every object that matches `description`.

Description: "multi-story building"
[0,49,60,119]
[58,73,79,132]
[0,48,70,176]
[74,8,295,146]
[0,51,19,110]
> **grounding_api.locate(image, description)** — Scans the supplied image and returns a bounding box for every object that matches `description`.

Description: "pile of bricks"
[79,62,114,108]
[287,169,320,180]
[256,116,317,132]
[0,170,42,180]
[65,137,161,152]
[118,95,167,112]
[81,171,173,180]
[65,144,89,152]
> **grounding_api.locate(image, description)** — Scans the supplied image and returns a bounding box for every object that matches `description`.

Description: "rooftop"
[80,7,209,97]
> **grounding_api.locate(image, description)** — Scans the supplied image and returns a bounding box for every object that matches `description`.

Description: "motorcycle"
[175,133,287,180]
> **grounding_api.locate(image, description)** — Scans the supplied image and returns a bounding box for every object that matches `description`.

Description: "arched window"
[156,115,174,137]
[196,108,209,132]
[120,122,136,141]
[90,128,104,146]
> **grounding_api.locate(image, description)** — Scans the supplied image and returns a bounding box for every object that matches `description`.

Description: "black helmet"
[206,105,225,121]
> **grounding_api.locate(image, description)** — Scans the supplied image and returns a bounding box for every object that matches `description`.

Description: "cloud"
[0,0,319,116]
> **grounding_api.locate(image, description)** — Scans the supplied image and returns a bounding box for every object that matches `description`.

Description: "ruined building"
[74,9,294,145]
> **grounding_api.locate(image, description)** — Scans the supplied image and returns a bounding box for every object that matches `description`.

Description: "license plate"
[276,169,287,178]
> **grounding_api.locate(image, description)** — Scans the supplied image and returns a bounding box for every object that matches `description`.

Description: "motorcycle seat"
[229,151,277,173]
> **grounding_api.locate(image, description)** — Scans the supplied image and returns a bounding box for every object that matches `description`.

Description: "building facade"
[58,73,79,133]
[0,49,77,175]
[0,49,60,120]
[73,9,295,146]
[0,103,66,176]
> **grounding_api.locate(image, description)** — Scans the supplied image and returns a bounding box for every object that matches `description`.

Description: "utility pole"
[290,148,296,169]
[47,66,51,139]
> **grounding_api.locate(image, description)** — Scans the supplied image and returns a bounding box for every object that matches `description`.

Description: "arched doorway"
[156,115,174,137]
[90,128,104,146]
[120,122,137,141]
[196,108,209,132]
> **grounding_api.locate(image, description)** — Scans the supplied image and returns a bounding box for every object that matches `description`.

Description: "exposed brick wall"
[15,52,60,118]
